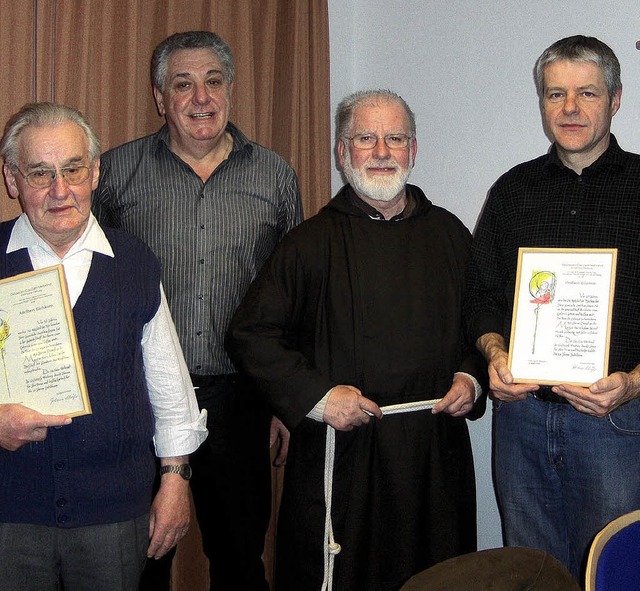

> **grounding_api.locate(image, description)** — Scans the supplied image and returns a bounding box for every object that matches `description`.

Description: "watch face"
[181,464,193,480]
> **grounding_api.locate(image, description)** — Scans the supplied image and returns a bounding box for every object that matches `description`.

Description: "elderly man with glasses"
[227,89,487,591]
[0,102,207,591]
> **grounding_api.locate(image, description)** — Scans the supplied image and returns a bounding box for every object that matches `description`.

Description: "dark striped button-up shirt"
[93,123,303,375]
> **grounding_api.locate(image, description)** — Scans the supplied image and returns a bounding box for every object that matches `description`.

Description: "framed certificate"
[0,265,91,417]
[508,248,617,386]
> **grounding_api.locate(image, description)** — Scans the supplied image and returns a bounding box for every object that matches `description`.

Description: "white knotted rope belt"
[320,398,442,591]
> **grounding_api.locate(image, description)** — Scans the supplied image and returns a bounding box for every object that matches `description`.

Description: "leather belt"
[190,373,241,388]
[532,385,569,404]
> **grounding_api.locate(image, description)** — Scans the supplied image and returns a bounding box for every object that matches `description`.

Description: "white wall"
[328,0,640,550]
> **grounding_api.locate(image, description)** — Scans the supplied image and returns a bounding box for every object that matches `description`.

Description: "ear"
[610,86,622,118]
[90,158,100,191]
[153,87,165,117]
[337,138,347,169]
[410,136,418,164]
[3,164,20,199]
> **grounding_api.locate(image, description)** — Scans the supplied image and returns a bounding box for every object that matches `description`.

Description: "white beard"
[342,151,412,202]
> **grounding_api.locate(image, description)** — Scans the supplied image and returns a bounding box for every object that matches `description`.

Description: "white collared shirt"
[7,213,207,457]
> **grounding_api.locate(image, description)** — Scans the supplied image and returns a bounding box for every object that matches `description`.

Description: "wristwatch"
[160,463,192,480]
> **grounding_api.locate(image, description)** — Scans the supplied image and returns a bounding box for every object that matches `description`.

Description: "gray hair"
[336,89,416,140]
[534,35,621,100]
[0,102,100,170]
[151,30,235,92]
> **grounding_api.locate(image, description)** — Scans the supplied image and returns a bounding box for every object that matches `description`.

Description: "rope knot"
[328,542,341,555]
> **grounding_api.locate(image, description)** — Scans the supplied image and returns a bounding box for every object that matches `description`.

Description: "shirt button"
[56,498,67,507]
[196,331,203,336]
[54,461,65,470]
[570,210,577,215]
[198,295,204,300]
[57,514,68,524]
[199,259,205,264]
[200,224,205,229]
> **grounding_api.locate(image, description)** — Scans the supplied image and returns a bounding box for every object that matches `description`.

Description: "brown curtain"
[0,1,330,589]
[0,0,330,220]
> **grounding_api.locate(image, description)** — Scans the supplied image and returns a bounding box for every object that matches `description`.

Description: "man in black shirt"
[466,35,640,583]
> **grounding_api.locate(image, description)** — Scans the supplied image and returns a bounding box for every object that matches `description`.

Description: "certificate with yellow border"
[508,248,617,386]
[0,265,91,417]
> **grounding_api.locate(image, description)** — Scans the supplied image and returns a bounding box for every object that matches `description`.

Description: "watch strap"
[160,463,191,480]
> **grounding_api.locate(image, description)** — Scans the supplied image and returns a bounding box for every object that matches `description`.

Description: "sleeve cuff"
[153,409,208,457]
[454,372,482,402]
[306,388,334,422]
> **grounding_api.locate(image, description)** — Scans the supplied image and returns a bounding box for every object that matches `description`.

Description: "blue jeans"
[493,395,640,583]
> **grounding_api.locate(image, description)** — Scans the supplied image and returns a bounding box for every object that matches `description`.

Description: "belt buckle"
[532,385,567,404]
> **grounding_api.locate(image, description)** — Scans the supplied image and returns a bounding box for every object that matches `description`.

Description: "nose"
[372,137,391,159]
[562,93,579,115]
[192,82,211,105]
[48,172,72,199]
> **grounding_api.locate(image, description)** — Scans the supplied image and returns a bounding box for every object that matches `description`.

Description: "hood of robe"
[323,183,433,219]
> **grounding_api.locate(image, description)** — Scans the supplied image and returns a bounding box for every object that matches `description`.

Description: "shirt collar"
[155,121,253,159]
[545,133,626,176]
[349,185,417,221]
[7,213,114,259]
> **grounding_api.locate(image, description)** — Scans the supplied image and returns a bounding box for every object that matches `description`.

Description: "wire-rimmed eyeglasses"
[345,133,413,150]
[16,165,91,190]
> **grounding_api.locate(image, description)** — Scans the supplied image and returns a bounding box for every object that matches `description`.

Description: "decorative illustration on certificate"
[528,270,557,355]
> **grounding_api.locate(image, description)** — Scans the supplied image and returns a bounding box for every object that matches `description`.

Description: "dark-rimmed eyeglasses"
[16,165,91,189]
[345,134,413,150]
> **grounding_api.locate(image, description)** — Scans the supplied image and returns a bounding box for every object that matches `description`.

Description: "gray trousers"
[0,514,149,591]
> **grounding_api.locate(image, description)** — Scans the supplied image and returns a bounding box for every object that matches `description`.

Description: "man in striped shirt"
[93,30,302,591]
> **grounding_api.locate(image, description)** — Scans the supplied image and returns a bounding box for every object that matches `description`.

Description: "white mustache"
[365,159,399,169]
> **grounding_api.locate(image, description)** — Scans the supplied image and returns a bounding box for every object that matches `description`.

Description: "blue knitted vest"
[0,219,161,527]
